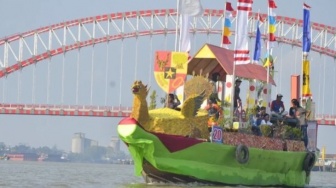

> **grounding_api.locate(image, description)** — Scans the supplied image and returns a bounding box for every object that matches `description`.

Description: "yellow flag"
[269,25,276,33]
[321,146,326,160]
[223,27,231,36]
[302,59,312,97]
[263,58,270,67]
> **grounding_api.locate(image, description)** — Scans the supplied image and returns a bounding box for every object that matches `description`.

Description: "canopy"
[187,43,276,85]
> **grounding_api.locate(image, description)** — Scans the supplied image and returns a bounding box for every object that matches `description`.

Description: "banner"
[180,15,191,52]
[268,0,277,42]
[253,21,261,63]
[303,3,311,54]
[302,59,312,97]
[179,0,203,16]
[234,0,253,64]
[154,51,188,93]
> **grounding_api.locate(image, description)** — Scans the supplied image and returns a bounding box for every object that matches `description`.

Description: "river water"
[0,161,335,188]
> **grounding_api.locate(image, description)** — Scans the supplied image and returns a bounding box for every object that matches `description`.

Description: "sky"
[0,0,336,154]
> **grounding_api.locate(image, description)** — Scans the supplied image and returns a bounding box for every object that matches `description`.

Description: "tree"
[149,90,157,110]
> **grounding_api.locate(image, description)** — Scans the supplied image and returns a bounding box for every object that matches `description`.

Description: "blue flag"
[253,23,261,63]
[303,4,311,53]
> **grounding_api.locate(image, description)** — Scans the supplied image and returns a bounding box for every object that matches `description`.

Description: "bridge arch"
[0,9,335,78]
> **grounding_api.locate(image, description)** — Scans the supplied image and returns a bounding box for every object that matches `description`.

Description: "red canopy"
[187,43,276,85]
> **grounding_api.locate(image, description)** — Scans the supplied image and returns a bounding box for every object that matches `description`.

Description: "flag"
[268,0,277,42]
[263,53,273,68]
[269,0,277,8]
[302,59,312,97]
[180,15,191,52]
[253,21,261,63]
[179,0,203,16]
[222,2,234,46]
[154,51,188,93]
[234,0,253,64]
[303,3,311,54]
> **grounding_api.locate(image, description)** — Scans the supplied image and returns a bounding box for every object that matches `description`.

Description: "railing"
[0,103,335,125]
[0,103,132,117]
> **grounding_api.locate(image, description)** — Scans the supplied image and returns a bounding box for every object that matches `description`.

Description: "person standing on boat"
[292,100,308,149]
[234,79,242,112]
[209,72,221,103]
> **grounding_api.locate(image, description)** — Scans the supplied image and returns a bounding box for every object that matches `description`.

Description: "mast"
[175,0,180,52]
[266,0,277,112]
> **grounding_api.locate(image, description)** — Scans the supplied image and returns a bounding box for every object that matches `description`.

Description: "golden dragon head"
[131,80,150,97]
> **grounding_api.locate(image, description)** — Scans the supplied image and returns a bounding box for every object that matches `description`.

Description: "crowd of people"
[164,74,310,150]
[250,93,310,149]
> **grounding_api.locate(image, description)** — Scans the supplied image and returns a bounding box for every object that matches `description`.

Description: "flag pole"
[231,2,239,117]
[266,0,271,113]
[175,0,180,52]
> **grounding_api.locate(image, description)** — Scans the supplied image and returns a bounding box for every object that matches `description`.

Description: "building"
[71,132,98,153]
[109,137,120,152]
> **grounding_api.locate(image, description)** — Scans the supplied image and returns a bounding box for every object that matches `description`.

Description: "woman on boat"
[293,100,308,149]
[166,93,181,110]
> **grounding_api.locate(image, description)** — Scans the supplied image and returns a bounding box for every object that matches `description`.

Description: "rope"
[90,46,95,105]
[278,43,284,94]
[333,59,336,115]
[17,69,21,103]
[134,37,138,81]
[175,0,180,51]
[32,64,36,103]
[317,57,322,115]
[294,47,298,74]
[47,58,51,104]
[322,55,326,114]
[119,40,124,106]
[76,49,80,105]
[149,36,153,86]
[61,53,65,105]
[2,77,6,102]
[104,42,109,106]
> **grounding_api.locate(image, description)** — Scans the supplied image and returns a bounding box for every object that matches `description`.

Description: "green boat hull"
[118,117,315,187]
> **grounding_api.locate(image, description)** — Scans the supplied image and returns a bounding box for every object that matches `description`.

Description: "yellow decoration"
[195,45,216,58]
[302,59,312,97]
[130,78,213,139]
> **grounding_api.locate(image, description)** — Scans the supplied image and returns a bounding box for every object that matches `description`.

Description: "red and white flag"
[234,0,253,65]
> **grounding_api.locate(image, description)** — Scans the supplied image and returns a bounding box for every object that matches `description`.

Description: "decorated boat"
[117,43,317,187]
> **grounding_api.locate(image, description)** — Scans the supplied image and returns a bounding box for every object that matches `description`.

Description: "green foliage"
[260,125,273,137]
[280,125,302,140]
[221,100,231,107]
[238,125,253,134]
[149,90,157,110]
[219,116,233,130]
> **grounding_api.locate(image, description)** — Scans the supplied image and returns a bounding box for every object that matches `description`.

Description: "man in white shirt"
[260,113,273,126]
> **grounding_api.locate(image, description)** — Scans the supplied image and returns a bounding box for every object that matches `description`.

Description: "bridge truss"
[0,9,335,125]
